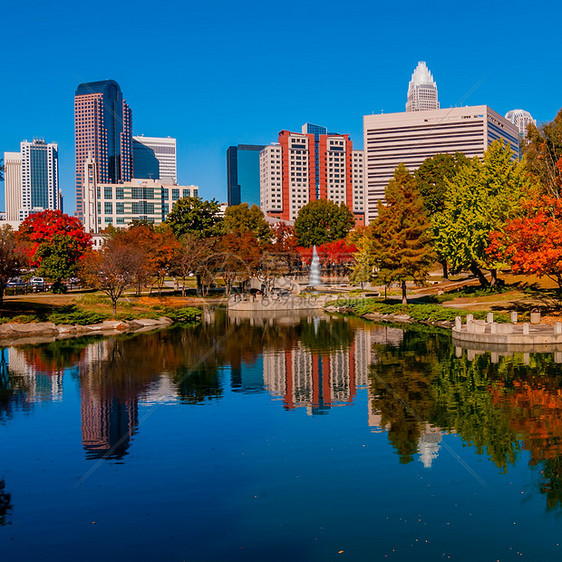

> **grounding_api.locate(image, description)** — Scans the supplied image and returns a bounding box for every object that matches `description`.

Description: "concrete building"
[4,140,61,221]
[406,61,439,112]
[82,155,198,232]
[133,135,177,183]
[4,151,22,221]
[74,80,133,221]
[226,144,265,207]
[363,105,520,223]
[260,127,364,224]
[505,109,536,142]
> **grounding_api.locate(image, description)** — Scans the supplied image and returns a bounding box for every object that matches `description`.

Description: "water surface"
[1,311,562,560]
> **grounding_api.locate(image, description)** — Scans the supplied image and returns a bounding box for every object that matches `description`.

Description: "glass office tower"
[226,144,265,206]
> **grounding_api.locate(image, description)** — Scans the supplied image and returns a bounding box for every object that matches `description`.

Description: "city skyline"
[0,0,558,215]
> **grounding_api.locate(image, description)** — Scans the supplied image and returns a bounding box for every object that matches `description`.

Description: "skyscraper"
[133,135,177,183]
[505,109,536,141]
[74,80,132,221]
[4,139,61,221]
[406,61,439,112]
[227,144,265,206]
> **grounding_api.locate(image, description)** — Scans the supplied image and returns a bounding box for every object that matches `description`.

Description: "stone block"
[530,311,541,325]
[510,311,518,324]
[487,312,494,324]
[555,322,562,335]
[523,323,530,335]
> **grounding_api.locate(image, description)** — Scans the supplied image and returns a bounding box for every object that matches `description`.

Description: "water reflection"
[6,315,562,509]
[0,479,12,526]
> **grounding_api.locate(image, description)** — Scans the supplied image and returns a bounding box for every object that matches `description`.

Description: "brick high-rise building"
[74,80,132,221]
[260,126,364,224]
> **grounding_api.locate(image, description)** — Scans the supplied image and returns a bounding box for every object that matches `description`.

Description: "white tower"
[406,61,439,112]
[505,109,536,140]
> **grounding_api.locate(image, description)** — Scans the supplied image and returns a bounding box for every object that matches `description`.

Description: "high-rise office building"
[363,105,519,224]
[74,80,133,221]
[227,144,265,206]
[406,61,439,112]
[133,135,177,183]
[260,127,364,224]
[4,152,22,221]
[4,140,61,221]
[505,109,536,141]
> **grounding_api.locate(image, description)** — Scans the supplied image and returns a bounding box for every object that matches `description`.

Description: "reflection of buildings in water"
[264,346,356,414]
[231,358,265,394]
[141,374,179,405]
[79,339,138,460]
[264,325,405,415]
[417,425,442,468]
[6,348,63,403]
[81,392,138,460]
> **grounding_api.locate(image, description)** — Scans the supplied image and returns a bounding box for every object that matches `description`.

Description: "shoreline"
[0,317,177,346]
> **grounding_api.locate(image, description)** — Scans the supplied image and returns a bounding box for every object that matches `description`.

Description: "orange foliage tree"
[488,196,562,288]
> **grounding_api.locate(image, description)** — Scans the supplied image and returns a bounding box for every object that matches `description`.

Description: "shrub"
[164,307,202,324]
[48,306,109,325]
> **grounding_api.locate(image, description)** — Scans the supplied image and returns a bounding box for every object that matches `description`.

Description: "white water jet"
[309,246,321,286]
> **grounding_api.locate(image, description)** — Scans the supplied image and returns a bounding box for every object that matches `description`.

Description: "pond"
[1,310,562,560]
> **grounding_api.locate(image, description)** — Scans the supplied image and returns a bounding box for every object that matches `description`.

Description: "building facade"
[4,140,61,222]
[363,105,519,224]
[260,128,364,224]
[133,135,177,183]
[82,156,198,232]
[227,144,265,207]
[4,151,22,221]
[406,61,439,112]
[505,109,536,142]
[74,80,133,221]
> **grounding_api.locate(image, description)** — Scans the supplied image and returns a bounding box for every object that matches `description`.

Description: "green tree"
[349,233,373,288]
[370,164,435,303]
[0,226,24,304]
[432,141,532,287]
[524,108,562,196]
[223,203,272,246]
[414,152,469,215]
[294,199,355,247]
[165,196,224,239]
[36,234,84,292]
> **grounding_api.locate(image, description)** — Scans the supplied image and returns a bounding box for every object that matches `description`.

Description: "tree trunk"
[401,280,408,304]
[470,263,489,287]
[489,268,498,287]
[112,300,117,316]
[441,260,448,279]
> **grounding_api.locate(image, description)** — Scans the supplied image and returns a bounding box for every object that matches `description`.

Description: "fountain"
[309,246,321,286]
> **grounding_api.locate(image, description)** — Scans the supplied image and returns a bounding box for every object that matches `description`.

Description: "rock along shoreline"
[0,317,175,346]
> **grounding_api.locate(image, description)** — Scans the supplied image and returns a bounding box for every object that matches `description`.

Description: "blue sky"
[1,0,560,214]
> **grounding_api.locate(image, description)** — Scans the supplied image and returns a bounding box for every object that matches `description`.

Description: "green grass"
[329,298,511,324]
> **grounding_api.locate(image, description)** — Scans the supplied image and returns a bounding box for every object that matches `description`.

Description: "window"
[172,189,180,201]
[116,203,125,214]
[104,202,113,214]
[104,186,112,199]
[116,217,125,225]
[183,189,191,198]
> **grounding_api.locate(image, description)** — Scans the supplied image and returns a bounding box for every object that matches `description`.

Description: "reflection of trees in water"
[0,479,12,526]
[299,317,356,352]
[369,326,562,509]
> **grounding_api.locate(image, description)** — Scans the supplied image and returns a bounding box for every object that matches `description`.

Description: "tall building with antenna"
[406,61,439,112]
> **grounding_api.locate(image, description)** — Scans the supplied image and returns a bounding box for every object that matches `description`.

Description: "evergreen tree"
[370,164,434,303]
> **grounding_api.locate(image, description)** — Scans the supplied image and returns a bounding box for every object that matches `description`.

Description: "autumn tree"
[0,226,25,304]
[165,196,224,239]
[524,109,562,196]
[223,203,272,246]
[294,199,355,247]
[269,223,299,275]
[488,196,562,288]
[433,141,533,287]
[84,235,145,314]
[349,232,373,288]
[172,234,213,296]
[17,210,91,291]
[208,232,260,295]
[370,164,435,303]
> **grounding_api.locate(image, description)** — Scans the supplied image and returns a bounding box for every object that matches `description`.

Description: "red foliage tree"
[488,196,562,287]
[17,210,91,267]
